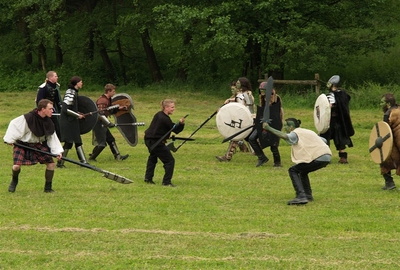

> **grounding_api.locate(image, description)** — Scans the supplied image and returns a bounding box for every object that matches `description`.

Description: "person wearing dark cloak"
[320,75,354,164]
[57,76,89,167]
[379,93,400,190]
[248,81,283,167]
[36,71,62,139]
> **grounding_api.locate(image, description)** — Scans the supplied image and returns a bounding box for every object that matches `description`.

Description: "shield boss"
[369,121,393,164]
[216,102,253,141]
[314,94,331,134]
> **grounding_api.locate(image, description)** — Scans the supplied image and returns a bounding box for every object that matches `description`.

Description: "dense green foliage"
[0,0,399,88]
[1,90,400,269]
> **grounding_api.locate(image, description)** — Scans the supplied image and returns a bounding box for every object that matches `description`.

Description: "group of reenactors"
[4,71,136,193]
[3,71,398,204]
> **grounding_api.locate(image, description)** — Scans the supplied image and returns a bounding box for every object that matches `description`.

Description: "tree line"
[0,0,399,88]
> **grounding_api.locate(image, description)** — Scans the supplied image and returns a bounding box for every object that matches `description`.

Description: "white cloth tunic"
[4,115,64,155]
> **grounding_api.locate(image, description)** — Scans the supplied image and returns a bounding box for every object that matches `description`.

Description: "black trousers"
[288,160,330,192]
[144,139,175,184]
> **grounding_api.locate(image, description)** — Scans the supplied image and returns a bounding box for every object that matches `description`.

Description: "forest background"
[0,0,400,97]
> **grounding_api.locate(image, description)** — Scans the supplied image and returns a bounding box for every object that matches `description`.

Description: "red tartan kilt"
[13,143,54,165]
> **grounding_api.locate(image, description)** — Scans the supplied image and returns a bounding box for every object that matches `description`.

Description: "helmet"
[327,75,340,88]
[259,81,267,89]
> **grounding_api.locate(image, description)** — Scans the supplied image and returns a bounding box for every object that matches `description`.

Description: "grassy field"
[0,89,399,269]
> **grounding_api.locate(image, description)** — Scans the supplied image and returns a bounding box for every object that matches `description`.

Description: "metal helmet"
[327,75,340,88]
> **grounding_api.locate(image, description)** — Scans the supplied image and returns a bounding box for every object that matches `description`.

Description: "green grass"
[0,90,399,269]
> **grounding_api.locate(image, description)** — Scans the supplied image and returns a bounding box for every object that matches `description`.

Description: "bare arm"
[263,122,289,140]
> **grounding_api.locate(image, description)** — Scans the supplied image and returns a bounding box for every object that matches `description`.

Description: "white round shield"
[216,103,253,140]
[314,94,331,134]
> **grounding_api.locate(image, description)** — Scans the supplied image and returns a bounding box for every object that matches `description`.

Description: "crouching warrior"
[89,84,129,161]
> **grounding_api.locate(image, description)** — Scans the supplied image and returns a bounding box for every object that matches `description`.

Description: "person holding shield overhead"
[320,75,354,164]
[144,99,185,187]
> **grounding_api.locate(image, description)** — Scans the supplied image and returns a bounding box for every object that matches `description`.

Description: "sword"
[149,114,189,153]
[102,122,146,127]
[171,109,219,152]
[221,124,255,143]
[262,76,274,125]
[13,142,133,184]
[82,105,120,117]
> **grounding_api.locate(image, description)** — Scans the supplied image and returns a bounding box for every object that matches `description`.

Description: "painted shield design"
[78,96,98,135]
[369,121,393,164]
[314,94,331,134]
[216,102,253,141]
[111,93,139,146]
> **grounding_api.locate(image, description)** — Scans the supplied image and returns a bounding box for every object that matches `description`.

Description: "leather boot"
[57,149,69,168]
[339,152,348,164]
[287,168,308,205]
[382,173,396,190]
[8,168,20,192]
[44,169,55,193]
[216,141,238,162]
[302,175,313,201]
[76,146,89,164]
[109,141,129,160]
[256,155,269,167]
[89,146,105,161]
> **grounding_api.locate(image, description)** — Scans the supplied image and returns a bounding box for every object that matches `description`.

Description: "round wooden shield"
[369,121,393,164]
[216,102,253,140]
[314,94,331,134]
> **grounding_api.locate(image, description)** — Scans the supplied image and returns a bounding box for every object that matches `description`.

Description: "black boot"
[89,146,105,161]
[256,155,269,167]
[76,146,89,164]
[248,137,268,167]
[44,169,55,193]
[8,168,20,192]
[57,149,69,168]
[271,146,282,167]
[302,175,313,201]
[339,152,348,164]
[109,141,129,160]
[287,168,308,205]
[382,173,396,190]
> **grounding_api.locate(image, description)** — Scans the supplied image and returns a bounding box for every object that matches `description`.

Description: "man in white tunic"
[264,118,332,205]
[4,99,63,193]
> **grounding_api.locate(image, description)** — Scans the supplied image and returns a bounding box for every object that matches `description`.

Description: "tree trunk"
[141,28,163,82]
[113,0,127,84]
[38,42,46,71]
[55,31,63,67]
[176,32,191,81]
[93,25,116,82]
